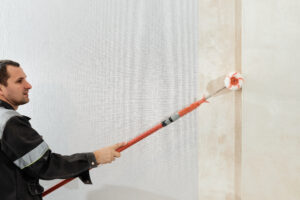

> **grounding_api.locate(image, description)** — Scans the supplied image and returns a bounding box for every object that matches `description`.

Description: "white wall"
[242,0,300,199]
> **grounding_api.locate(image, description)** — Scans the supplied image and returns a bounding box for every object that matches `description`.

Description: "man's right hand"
[93,142,126,165]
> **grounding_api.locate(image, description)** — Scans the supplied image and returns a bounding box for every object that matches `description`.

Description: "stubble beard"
[11,96,30,107]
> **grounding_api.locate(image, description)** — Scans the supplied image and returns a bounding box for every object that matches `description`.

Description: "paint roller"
[42,72,244,197]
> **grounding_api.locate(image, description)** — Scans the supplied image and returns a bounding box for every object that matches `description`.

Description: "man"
[0,60,126,200]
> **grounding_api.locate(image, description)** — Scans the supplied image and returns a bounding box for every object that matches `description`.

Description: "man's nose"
[25,80,32,89]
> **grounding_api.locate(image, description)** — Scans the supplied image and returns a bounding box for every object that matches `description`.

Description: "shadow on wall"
[206,75,231,97]
[87,185,177,200]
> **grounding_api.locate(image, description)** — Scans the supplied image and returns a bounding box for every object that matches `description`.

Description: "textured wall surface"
[198,0,242,199]
[2,1,298,200]
[0,0,200,200]
[242,1,300,200]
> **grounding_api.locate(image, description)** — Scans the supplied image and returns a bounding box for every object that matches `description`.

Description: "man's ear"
[0,84,5,96]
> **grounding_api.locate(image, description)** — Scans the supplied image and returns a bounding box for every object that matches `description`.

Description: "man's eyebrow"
[15,77,25,82]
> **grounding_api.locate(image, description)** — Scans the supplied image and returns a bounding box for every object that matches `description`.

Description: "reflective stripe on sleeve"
[14,141,49,169]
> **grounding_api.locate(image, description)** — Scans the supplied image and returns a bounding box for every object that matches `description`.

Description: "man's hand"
[93,142,126,165]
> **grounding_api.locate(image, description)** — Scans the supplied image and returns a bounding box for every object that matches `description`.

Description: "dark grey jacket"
[0,100,97,200]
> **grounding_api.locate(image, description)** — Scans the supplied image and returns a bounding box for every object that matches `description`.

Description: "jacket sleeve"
[0,115,98,184]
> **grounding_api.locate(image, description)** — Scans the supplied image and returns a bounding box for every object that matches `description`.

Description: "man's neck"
[0,97,17,110]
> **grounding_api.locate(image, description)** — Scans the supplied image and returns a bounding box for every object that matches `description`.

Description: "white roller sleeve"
[224,72,244,90]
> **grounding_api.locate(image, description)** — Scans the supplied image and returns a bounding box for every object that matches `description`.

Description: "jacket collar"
[0,100,15,110]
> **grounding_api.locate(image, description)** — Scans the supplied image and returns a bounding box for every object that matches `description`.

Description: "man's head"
[0,60,32,110]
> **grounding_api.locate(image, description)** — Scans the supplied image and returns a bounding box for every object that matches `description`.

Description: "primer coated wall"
[242,1,300,200]
[198,0,242,199]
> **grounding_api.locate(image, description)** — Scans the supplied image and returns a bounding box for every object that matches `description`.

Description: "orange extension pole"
[43,70,246,197]
[42,96,211,197]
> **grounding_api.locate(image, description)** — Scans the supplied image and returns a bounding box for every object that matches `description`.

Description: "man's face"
[0,65,32,108]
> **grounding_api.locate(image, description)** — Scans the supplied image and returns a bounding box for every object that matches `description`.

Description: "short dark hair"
[0,60,20,86]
